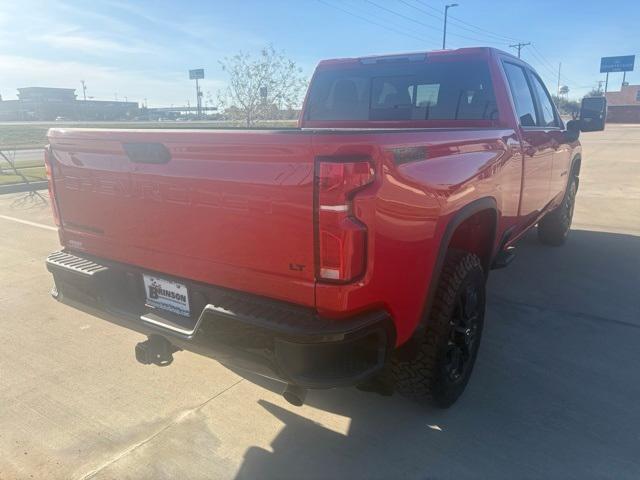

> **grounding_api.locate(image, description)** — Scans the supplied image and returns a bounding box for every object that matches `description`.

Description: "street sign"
[600,56,635,73]
[189,69,205,80]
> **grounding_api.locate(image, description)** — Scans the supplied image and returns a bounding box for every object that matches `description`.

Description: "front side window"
[306,60,498,122]
[530,73,558,127]
[503,62,537,127]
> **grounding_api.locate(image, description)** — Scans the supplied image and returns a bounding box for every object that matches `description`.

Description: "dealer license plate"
[143,274,190,317]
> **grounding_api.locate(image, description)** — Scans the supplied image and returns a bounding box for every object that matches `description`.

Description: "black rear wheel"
[538,176,577,246]
[392,250,486,408]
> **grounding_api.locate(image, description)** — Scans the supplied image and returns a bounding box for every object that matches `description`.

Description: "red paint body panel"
[50,129,317,306]
[310,128,519,344]
[47,47,581,348]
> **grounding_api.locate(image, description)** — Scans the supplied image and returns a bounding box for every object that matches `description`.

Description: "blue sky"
[0,0,638,106]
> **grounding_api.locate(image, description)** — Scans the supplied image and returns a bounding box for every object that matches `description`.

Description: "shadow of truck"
[234,229,640,479]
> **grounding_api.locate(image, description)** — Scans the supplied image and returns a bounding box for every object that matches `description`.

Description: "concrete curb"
[0,181,48,195]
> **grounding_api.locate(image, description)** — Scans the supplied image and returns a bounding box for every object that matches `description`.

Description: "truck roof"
[316,47,518,67]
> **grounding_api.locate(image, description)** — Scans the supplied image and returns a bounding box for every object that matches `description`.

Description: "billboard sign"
[600,56,635,73]
[189,69,205,80]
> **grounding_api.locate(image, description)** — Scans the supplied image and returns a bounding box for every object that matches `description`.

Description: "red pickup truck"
[45,47,606,408]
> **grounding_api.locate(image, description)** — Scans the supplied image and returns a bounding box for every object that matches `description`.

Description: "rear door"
[503,61,553,220]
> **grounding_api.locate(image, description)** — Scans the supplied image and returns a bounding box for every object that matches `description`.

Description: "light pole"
[442,3,458,50]
[189,69,205,119]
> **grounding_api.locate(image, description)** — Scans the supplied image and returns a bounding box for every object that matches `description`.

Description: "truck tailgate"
[48,129,316,306]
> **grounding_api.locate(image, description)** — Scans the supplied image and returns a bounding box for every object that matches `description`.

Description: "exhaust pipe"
[282,384,307,407]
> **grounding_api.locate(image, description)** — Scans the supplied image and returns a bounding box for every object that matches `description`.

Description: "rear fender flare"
[396,197,498,357]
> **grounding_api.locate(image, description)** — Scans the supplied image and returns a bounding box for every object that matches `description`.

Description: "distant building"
[605,84,640,123]
[0,87,139,121]
[18,87,77,102]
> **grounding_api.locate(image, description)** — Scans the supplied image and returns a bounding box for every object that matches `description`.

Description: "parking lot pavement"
[0,125,639,479]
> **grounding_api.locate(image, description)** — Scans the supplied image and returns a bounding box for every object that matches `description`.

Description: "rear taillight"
[315,158,374,282]
[44,146,61,227]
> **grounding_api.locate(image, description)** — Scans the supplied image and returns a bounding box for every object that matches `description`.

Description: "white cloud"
[0,54,225,106]
[0,1,278,107]
[104,0,266,53]
[38,33,151,54]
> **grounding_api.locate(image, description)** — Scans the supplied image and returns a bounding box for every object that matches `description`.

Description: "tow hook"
[135,335,179,366]
[282,384,307,406]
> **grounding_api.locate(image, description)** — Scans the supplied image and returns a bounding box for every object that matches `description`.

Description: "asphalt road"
[0,125,639,479]
[0,149,43,167]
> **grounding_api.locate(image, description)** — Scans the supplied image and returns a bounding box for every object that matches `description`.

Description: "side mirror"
[579,96,607,132]
[564,119,581,142]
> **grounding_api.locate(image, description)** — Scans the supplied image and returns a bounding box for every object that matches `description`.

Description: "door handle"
[505,137,520,150]
[521,141,536,157]
[506,137,536,156]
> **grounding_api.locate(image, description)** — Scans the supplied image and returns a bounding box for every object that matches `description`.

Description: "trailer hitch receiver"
[135,334,179,366]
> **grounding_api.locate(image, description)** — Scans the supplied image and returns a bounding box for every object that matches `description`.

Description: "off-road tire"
[392,250,486,408]
[537,175,578,246]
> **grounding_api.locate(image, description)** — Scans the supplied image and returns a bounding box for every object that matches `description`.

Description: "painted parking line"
[0,214,57,232]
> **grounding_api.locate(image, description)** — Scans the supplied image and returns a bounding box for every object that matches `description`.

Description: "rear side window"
[530,74,558,127]
[503,62,537,127]
[306,60,498,122]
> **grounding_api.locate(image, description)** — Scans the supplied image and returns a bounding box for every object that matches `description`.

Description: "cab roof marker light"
[360,53,426,64]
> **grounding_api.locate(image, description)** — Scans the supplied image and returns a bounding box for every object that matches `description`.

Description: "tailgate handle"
[123,143,171,164]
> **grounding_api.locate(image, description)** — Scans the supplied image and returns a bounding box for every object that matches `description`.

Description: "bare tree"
[218,45,307,127]
[551,95,580,117]
[585,88,604,97]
